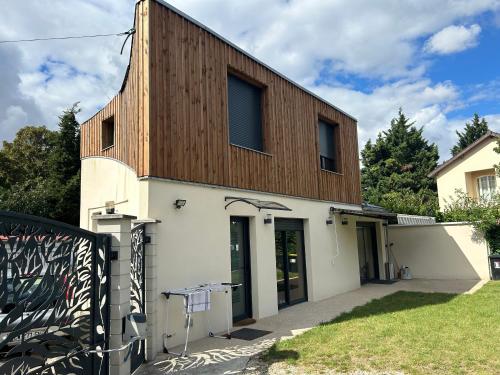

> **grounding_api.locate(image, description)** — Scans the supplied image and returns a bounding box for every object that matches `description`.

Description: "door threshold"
[367,279,399,285]
[233,318,256,327]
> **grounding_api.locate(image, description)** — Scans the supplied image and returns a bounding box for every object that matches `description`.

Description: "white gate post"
[132,218,160,361]
[93,213,136,375]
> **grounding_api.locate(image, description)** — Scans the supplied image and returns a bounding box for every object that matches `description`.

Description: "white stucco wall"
[80,157,147,230]
[436,138,499,210]
[80,157,388,352]
[145,178,365,348]
[388,223,490,280]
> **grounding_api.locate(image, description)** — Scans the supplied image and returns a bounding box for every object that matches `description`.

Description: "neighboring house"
[429,131,500,210]
[80,0,395,351]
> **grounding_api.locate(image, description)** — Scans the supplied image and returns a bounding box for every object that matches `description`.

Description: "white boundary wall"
[388,223,490,280]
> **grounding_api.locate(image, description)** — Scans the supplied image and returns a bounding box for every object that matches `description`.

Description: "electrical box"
[124,313,147,342]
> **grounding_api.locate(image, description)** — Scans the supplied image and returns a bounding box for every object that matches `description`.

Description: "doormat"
[234,318,257,327]
[230,328,272,341]
[369,279,399,285]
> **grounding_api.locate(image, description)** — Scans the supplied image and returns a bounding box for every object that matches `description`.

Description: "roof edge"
[429,130,500,178]
[152,0,357,122]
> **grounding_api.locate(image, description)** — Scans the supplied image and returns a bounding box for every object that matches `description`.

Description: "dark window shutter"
[102,116,115,149]
[318,120,338,172]
[274,218,304,231]
[228,74,263,151]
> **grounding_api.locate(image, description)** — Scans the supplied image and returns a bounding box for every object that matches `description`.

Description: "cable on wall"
[332,214,341,265]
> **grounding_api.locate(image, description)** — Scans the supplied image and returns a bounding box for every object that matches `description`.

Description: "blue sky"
[0,0,499,162]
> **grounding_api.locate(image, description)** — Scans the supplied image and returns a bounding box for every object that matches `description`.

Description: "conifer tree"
[450,113,489,156]
[361,109,439,215]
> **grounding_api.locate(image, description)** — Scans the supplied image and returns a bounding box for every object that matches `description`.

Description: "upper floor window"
[227,73,263,152]
[102,115,115,150]
[477,175,496,200]
[318,119,340,173]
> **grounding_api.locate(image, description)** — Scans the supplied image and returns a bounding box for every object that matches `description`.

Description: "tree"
[50,104,81,181]
[450,113,489,156]
[0,126,57,187]
[361,109,439,215]
[0,105,81,225]
[50,104,82,225]
[0,126,59,218]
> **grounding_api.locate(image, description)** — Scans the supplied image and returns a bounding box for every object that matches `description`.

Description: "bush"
[378,189,439,217]
[440,190,500,254]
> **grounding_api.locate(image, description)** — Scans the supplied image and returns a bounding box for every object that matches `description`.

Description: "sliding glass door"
[275,219,307,308]
[356,222,379,284]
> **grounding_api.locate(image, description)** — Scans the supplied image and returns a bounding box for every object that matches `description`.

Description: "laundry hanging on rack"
[161,282,241,357]
[185,290,211,313]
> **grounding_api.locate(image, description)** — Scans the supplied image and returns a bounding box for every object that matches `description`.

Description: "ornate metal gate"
[130,224,145,373]
[0,211,110,375]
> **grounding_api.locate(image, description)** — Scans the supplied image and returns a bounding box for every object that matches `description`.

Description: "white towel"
[185,290,211,313]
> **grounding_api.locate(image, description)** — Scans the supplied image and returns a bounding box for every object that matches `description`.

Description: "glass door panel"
[275,231,287,307]
[274,220,307,308]
[356,222,379,284]
[363,228,376,279]
[287,231,306,304]
[230,217,251,321]
[357,227,368,284]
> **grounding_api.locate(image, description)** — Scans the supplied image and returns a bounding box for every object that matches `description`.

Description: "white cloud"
[168,0,499,82]
[424,24,482,55]
[0,0,499,164]
[0,106,29,142]
[311,80,463,160]
[0,0,135,141]
[313,80,500,162]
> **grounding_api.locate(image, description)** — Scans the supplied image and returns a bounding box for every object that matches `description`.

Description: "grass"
[263,281,500,374]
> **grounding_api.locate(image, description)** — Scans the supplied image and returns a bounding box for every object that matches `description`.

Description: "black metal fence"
[0,211,111,375]
[130,223,146,373]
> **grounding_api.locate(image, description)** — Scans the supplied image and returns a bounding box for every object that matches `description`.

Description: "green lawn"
[264,281,500,374]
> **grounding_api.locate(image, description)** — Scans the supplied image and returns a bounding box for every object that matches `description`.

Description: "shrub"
[440,190,500,254]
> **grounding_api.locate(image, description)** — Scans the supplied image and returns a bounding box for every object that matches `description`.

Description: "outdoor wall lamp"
[264,214,273,224]
[326,206,335,225]
[341,216,349,225]
[174,199,187,209]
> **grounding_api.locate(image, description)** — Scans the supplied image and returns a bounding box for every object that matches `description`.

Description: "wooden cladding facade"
[81,0,362,205]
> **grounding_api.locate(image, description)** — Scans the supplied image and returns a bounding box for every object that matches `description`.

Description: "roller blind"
[275,218,304,231]
[228,74,263,151]
[318,120,337,172]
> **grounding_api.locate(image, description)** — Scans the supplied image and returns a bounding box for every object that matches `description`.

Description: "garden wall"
[388,223,490,280]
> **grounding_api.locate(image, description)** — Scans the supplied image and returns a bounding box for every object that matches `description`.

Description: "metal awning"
[332,203,397,221]
[224,196,292,211]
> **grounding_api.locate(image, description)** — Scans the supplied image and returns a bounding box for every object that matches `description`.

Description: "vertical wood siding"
[81,0,362,205]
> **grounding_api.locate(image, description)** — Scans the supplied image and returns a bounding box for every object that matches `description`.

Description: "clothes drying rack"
[161,282,240,357]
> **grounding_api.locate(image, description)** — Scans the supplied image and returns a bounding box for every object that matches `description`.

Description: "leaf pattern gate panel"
[0,211,111,375]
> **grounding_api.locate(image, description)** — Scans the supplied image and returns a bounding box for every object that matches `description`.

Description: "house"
[429,131,499,210]
[80,0,395,353]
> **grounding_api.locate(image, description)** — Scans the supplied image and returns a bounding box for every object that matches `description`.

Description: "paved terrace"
[137,279,486,375]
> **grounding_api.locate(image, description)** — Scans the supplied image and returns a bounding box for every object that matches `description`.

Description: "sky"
[0,0,499,162]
